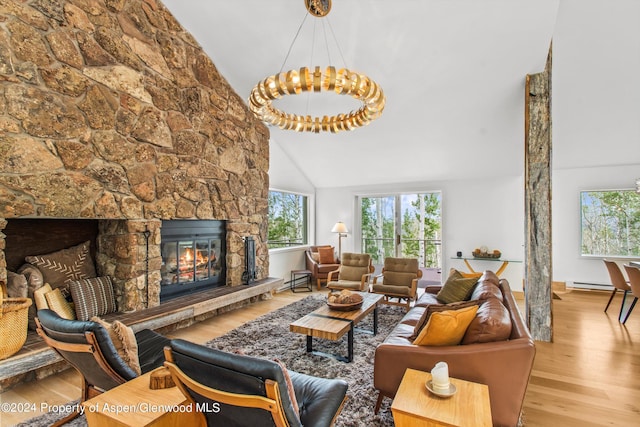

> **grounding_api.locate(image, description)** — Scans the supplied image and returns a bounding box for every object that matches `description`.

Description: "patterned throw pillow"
[69,276,117,321]
[25,241,97,289]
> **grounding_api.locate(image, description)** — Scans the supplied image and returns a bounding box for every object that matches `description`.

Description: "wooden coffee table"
[289,292,383,362]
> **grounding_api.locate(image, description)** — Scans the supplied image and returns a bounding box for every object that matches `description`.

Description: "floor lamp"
[331,221,349,260]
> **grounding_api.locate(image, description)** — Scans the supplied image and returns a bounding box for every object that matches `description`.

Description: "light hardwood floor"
[1,288,639,426]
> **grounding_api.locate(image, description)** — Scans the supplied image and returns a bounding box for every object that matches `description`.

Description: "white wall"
[316,176,525,291]
[552,0,640,287]
[267,140,315,283]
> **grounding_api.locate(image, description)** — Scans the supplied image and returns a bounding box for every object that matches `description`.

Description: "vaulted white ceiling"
[162,1,561,188]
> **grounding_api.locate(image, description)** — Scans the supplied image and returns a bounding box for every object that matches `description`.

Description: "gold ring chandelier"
[249,65,385,133]
[248,0,385,134]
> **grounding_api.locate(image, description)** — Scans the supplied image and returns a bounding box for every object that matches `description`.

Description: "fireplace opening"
[160,220,226,302]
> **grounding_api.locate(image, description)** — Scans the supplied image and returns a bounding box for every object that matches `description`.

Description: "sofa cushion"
[413,305,478,346]
[318,246,336,264]
[469,280,503,302]
[410,300,480,340]
[400,306,426,326]
[436,269,478,303]
[478,270,500,286]
[415,291,440,307]
[25,240,97,289]
[462,297,512,344]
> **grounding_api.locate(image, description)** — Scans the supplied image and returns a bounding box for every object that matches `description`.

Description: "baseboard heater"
[567,281,612,291]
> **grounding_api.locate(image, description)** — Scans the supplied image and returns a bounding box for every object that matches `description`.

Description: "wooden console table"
[83,369,204,427]
[391,368,492,427]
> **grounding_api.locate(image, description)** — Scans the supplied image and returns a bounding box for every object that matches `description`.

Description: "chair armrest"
[289,371,348,427]
[360,273,373,291]
[372,273,383,285]
[326,268,341,283]
[305,251,319,275]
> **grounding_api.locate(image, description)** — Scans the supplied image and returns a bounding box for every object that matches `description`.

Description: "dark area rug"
[15,294,404,427]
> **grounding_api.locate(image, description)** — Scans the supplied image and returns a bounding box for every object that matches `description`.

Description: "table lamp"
[331,221,349,259]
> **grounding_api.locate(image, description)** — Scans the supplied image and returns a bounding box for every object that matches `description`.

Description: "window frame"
[267,188,313,251]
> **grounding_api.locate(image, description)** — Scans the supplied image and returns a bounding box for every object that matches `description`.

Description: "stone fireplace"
[0,0,271,311]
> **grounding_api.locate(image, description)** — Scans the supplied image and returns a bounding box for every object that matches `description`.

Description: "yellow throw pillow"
[413,305,479,346]
[33,283,53,311]
[44,288,76,320]
[91,316,141,375]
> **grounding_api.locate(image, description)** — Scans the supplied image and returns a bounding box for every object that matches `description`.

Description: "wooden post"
[524,45,553,342]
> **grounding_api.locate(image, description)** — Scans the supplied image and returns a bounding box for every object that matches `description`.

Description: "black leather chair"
[164,339,348,427]
[35,309,170,426]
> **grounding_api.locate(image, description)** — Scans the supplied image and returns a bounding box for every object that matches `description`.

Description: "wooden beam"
[524,45,553,342]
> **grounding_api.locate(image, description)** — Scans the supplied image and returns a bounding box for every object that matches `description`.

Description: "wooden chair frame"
[35,317,128,427]
[164,347,291,427]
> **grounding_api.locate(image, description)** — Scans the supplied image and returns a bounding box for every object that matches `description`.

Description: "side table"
[82,368,204,427]
[391,368,492,427]
[290,269,312,292]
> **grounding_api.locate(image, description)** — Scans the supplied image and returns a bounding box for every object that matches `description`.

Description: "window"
[581,189,640,257]
[360,192,442,267]
[268,190,308,249]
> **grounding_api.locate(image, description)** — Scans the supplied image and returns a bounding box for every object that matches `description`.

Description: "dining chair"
[621,264,640,324]
[603,260,632,321]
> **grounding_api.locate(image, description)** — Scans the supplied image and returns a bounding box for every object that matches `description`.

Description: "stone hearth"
[0,0,271,310]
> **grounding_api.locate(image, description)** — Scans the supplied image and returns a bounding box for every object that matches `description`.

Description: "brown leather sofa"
[305,245,340,290]
[374,271,535,427]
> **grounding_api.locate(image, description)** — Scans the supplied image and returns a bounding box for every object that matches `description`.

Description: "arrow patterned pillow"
[25,240,97,289]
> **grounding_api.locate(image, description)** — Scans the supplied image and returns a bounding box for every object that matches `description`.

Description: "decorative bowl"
[472,250,501,259]
[327,292,363,311]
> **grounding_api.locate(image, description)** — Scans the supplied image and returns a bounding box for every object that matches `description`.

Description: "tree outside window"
[581,189,640,257]
[268,191,308,249]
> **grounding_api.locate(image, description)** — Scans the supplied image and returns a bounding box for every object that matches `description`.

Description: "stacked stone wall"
[0,0,270,308]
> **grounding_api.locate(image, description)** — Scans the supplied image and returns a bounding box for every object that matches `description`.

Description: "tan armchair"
[370,257,422,311]
[326,253,374,292]
[305,245,341,290]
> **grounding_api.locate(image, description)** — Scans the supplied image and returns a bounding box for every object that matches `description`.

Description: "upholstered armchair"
[327,252,374,292]
[370,257,422,311]
[164,339,348,427]
[305,245,341,290]
[35,309,170,426]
